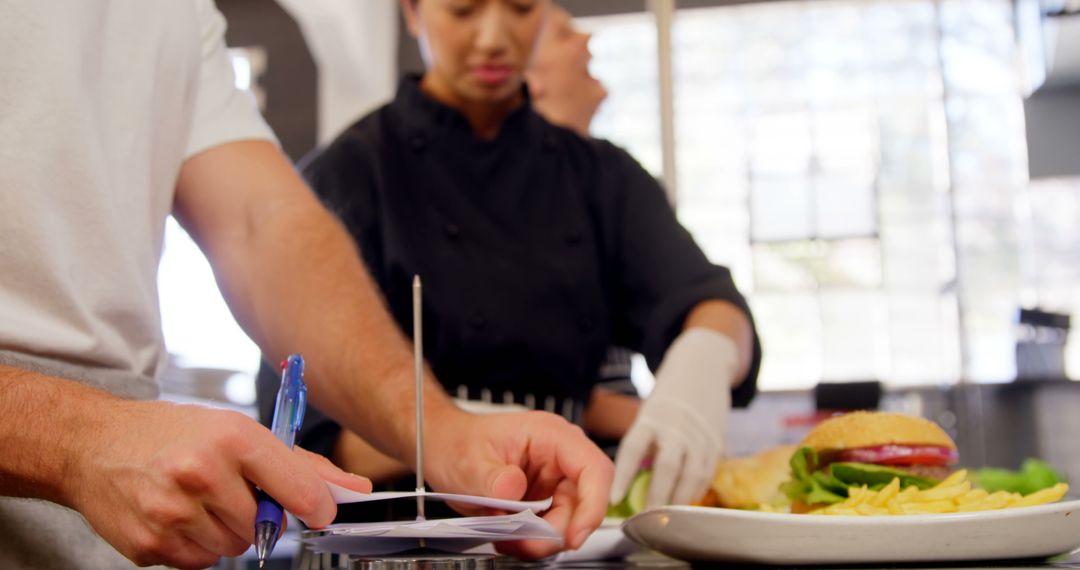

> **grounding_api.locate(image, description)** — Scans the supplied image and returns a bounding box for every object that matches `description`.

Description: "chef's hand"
[610,328,738,509]
[69,399,371,570]
[425,410,614,560]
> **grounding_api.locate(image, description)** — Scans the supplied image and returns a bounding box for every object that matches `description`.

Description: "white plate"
[622,500,1080,565]
[555,518,638,563]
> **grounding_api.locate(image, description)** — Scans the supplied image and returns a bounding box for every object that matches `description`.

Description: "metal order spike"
[413,275,426,526]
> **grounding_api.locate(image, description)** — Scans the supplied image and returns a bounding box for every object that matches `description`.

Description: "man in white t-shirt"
[0,2,613,569]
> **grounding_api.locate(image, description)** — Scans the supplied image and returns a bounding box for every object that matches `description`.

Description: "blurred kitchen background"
[158,0,1080,483]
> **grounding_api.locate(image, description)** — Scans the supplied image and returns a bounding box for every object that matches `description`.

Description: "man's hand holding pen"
[66,399,371,570]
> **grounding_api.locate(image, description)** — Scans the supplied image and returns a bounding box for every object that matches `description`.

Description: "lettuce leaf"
[975,459,1066,495]
[781,447,940,505]
[782,447,846,505]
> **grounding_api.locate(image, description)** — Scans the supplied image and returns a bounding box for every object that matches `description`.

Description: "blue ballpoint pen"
[255,354,307,568]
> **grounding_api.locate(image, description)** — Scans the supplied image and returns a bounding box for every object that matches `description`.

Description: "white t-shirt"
[0,0,274,399]
[0,1,275,567]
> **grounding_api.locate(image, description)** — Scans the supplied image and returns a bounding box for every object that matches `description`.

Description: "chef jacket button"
[410,135,427,153]
[565,230,583,246]
[577,316,594,333]
[542,134,557,151]
[444,223,461,240]
[469,312,487,330]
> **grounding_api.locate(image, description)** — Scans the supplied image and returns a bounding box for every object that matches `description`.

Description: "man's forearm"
[208,195,455,464]
[174,141,460,467]
[0,365,114,505]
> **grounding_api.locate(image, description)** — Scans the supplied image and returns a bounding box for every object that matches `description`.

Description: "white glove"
[610,328,738,508]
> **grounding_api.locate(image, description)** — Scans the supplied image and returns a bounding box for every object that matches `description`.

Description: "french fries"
[809,470,1069,515]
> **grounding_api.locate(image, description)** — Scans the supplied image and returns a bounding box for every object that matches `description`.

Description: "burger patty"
[889,464,954,480]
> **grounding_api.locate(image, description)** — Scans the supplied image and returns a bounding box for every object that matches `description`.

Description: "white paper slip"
[319,510,558,539]
[300,537,492,557]
[301,510,563,555]
[325,482,553,513]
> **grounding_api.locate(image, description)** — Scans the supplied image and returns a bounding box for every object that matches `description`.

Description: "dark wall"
[217,0,317,161]
[398,13,424,78]
[561,0,647,16]
[1025,85,1080,179]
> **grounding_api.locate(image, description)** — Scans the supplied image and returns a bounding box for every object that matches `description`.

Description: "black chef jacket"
[256,76,761,459]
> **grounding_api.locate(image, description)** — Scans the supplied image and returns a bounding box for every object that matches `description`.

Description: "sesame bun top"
[799,411,956,451]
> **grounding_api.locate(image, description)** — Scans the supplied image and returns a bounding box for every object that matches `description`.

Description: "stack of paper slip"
[302,483,561,555]
[325,483,553,512]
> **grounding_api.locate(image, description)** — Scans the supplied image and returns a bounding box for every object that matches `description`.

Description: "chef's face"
[403,0,550,106]
[531,6,594,85]
[526,5,606,134]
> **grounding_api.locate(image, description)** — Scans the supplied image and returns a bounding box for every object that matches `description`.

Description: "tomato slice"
[837,444,958,466]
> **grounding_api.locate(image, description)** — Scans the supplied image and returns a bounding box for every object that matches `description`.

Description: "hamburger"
[781,411,958,512]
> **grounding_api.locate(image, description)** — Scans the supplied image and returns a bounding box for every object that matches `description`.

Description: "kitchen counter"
[523,551,1080,570]
[253,549,1080,570]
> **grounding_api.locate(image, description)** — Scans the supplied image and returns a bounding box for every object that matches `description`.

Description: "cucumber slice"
[606,502,630,518]
[608,470,653,518]
[625,470,651,515]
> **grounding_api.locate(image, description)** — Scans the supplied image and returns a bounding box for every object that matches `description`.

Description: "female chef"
[259,0,762,510]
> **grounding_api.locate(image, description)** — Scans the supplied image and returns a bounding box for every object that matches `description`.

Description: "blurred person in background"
[525,4,607,137]
[0,1,613,567]
[259,0,762,511]
[276,2,634,486]
[530,5,641,457]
